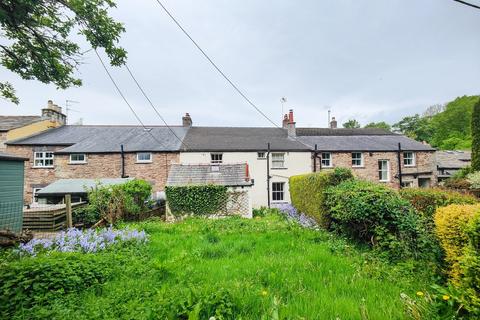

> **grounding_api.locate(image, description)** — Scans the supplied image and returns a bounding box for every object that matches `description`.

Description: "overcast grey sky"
[2,0,480,127]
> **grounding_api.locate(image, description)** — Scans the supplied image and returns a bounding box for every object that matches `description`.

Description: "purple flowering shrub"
[18,226,148,256]
[273,203,318,229]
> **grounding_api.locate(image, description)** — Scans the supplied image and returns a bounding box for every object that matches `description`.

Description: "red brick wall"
[6,145,179,204]
[312,151,437,188]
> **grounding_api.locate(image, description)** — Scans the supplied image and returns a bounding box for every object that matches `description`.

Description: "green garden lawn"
[7,215,428,319]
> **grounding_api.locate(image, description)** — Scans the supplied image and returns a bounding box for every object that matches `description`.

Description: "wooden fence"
[23,203,85,232]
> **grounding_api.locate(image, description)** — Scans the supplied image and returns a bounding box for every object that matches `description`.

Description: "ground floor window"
[321,152,332,167]
[32,188,47,205]
[419,178,431,188]
[272,182,285,202]
[378,160,390,182]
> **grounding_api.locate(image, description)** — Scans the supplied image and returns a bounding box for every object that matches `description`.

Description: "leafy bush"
[443,177,472,190]
[72,205,100,227]
[289,168,353,227]
[452,166,474,180]
[0,253,113,317]
[434,204,480,284]
[252,206,278,218]
[166,185,228,216]
[87,179,152,223]
[324,179,432,260]
[467,171,480,189]
[400,188,477,219]
[459,213,480,315]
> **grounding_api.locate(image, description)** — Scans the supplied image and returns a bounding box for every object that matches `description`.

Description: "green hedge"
[165,185,228,216]
[324,179,434,260]
[400,188,477,219]
[289,168,353,227]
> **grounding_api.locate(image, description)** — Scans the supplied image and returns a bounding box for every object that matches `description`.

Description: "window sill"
[32,166,54,169]
[352,166,365,169]
[321,166,334,169]
[69,162,87,165]
[404,165,416,168]
[379,180,390,183]
[136,161,152,164]
[271,167,288,170]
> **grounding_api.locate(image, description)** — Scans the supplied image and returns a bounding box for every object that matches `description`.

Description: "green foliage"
[452,166,474,180]
[471,98,480,171]
[430,95,479,150]
[252,206,279,218]
[364,121,391,131]
[166,185,228,216]
[3,216,434,319]
[467,171,480,189]
[289,168,353,227]
[0,0,126,104]
[324,180,433,260]
[400,188,477,219]
[0,253,113,317]
[342,119,361,128]
[87,179,152,224]
[393,114,434,143]
[72,205,100,227]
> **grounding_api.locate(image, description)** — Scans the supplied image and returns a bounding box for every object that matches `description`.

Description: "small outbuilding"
[0,152,28,233]
[166,163,253,218]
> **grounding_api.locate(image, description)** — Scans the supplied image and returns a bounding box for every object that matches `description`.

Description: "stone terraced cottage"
[4,110,437,208]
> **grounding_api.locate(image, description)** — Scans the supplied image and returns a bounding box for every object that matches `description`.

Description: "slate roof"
[0,151,28,161]
[297,135,435,152]
[0,116,42,131]
[182,127,310,151]
[7,125,189,153]
[167,163,252,187]
[36,178,134,195]
[437,151,471,169]
[296,127,393,136]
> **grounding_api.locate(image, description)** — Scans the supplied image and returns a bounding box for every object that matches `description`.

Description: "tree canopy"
[0,0,126,104]
[471,99,480,171]
[342,119,361,128]
[364,121,391,131]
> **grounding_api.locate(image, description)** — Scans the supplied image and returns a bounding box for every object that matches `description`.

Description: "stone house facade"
[6,125,187,204]
[4,110,437,207]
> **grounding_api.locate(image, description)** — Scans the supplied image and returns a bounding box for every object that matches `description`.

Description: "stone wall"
[6,145,179,204]
[313,151,437,188]
[0,132,7,151]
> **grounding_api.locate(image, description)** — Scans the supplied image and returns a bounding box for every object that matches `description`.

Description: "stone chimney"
[41,100,66,125]
[282,114,289,129]
[287,109,296,137]
[182,113,192,127]
[330,116,337,129]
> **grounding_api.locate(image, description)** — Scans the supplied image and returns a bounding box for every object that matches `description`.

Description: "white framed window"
[33,151,54,167]
[378,160,390,182]
[403,152,416,167]
[210,153,223,164]
[272,182,285,202]
[69,153,86,164]
[32,188,46,205]
[271,153,285,168]
[136,152,152,163]
[257,152,266,159]
[321,152,332,167]
[351,152,363,167]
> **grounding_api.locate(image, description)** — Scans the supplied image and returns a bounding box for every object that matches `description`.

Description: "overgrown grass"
[4,215,432,319]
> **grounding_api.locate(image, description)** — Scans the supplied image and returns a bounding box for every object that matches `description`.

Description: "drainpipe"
[120,144,127,178]
[397,142,403,188]
[267,142,271,208]
[313,144,318,172]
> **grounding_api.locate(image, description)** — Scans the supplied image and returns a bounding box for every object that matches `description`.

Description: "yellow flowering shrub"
[434,204,480,284]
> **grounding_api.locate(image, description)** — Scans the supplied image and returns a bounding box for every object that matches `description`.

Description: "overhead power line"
[124,64,189,149]
[152,0,283,130]
[94,49,168,149]
[452,0,480,10]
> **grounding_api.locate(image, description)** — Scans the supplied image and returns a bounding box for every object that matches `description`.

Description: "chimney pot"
[330,116,338,129]
[182,113,193,127]
[42,100,66,125]
[288,109,294,123]
[287,109,296,137]
[282,114,289,129]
